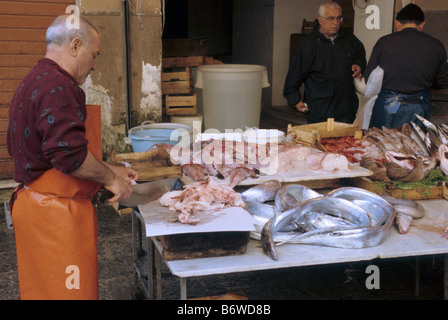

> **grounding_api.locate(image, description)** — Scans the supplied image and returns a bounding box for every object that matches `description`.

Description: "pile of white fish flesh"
[360,114,448,182]
[242,181,425,260]
[163,140,352,187]
[159,176,245,224]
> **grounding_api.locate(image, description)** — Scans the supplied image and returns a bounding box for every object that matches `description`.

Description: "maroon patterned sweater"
[7,58,89,183]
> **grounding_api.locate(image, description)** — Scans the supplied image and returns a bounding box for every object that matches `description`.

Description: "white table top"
[154,200,448,278]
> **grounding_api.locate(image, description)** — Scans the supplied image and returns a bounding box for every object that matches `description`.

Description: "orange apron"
[12,105,102,300]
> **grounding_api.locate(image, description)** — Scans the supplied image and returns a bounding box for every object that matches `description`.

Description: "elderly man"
[7,15,138,299]
[364,3,448,129]
[284,1,366,124]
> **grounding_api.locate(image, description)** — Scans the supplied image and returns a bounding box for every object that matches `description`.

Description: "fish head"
[260,218,278,260]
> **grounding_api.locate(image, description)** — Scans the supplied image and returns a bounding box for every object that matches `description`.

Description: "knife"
[94,177,180,207]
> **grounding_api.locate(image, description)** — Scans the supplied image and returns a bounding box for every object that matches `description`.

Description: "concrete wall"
[272,1,318,107]
[77,0,163,157]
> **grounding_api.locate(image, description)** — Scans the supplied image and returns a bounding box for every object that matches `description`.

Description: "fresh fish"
[380,194,425,219]
[296,211,357,232]
[380,194,425,234]
[438,144,448,176]
[400,123,430,157]
[261,196,372,260]
[440,123,448,136]
[274,184,322,212]
[415,114,443,148]
[276,217,394,249]
[326,187,395,227]
[410,121,427,143]
[436,124,448,145]
[296,197,371,227]
[359,156,390,182]
[273,188,396,249]
[395,213,413,234]
[241,180,282,203]
[385,143,436,182]
[415,114,437,132]
[395,156,427,182]
[245,202,276,238]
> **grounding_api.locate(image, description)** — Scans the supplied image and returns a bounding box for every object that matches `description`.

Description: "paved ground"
[0,188,446,300]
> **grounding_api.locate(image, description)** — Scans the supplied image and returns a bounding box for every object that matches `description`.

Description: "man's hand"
[295,101,309,113]
[352,64,362,79]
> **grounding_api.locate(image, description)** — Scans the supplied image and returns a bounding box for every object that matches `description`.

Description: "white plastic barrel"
[195,64,270,132]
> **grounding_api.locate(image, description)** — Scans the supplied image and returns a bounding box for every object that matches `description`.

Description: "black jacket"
[283,27,366,123]
[365,27,448,94]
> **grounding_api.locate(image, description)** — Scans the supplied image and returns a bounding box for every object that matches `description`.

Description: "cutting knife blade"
[119,177,180,207]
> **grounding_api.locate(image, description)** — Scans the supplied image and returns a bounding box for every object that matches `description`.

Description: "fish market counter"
[132,200,448,300]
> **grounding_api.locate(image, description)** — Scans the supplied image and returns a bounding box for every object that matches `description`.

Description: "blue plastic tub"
[128,121,192,152]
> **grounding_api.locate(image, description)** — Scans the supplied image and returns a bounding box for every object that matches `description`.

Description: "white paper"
[138,201,256,237]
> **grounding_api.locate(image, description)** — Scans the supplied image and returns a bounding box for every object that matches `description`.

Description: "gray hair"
[318,1,342,17]
[46,14,99,47]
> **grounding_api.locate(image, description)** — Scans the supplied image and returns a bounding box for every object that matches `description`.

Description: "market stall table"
[132,200,448,300]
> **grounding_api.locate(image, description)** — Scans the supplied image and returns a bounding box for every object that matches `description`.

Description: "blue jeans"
[369,88,430,129]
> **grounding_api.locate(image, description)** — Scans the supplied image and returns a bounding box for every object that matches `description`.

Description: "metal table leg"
[180,277,187,300]
[155,243,162,300]
[444,254,448,300]
[415,256,420,297]
[148,237,154,300]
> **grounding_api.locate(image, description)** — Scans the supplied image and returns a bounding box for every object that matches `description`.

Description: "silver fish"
[296,211,357,232]
[436,124,448,145]
[415,114,443,148]
[410,121,427,143]
[241,180,282,203]
[380,194,425,234]
[276,215,394,249]
[439,144,448,176]
[401,123,430,157]
[275,189,396,249]
[274,184,322,212]
[395,213,413,234]
[415,114,437,132]
[380,194,425,219]
[245,202,276,238]
[261,196,372,260]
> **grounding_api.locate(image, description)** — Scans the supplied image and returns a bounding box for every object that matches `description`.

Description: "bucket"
[243,129,285,145]
[170,114,203,142]
[170,114,203,131]
[195,64,269,132]
[128,121,192,152]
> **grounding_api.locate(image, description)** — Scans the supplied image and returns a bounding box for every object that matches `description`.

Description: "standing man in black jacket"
[283,1,366,124]
[364,3,448,129]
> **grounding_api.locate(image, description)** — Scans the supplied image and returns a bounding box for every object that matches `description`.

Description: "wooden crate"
[162,67,192,95]
[157,231,250,261]
[165,93,197,115]
[347,177,448,201]
[109,147,181,181]
[287,118,361,144]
